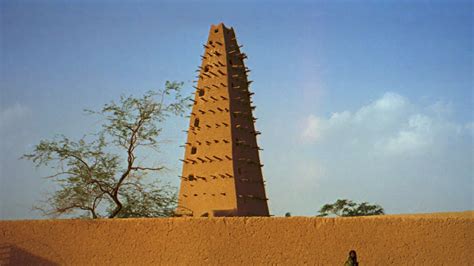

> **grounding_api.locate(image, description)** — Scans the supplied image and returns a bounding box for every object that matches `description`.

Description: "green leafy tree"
[317,199,384,217]
[23,81,190,219]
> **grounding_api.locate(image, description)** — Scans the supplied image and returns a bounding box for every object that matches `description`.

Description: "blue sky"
[1,0,472,219]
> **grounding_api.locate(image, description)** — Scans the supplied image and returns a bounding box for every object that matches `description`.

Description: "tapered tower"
[176,23,269,217]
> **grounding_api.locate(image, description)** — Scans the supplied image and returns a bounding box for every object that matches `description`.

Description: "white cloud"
[301,115,322,142]
[0,103,31,127]
[297,92,473,214]
[301,92,472,156]
[373,92,406,110]
[384,114,433,153]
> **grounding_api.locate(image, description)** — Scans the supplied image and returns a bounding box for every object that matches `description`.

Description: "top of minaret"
[212,22,230,30]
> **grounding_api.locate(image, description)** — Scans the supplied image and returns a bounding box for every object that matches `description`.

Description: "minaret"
[176,23,269,217]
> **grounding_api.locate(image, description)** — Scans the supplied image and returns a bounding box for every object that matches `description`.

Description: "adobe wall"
[178,23,269,217]
[0,212,472,265]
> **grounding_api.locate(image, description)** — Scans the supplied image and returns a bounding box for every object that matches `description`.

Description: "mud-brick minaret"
[176,23,269,217]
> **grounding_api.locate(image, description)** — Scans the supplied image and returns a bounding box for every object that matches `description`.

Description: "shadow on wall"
[0,244,57,266]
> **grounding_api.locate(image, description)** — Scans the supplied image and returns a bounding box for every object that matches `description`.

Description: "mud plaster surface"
[0,212,472,265]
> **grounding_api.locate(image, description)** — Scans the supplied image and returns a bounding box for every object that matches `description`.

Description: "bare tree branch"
[24,81,189,219]
[130,166,165,171]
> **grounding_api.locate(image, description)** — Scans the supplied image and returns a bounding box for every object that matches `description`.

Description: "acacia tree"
[23,81,190,219]
[317,199,384,217]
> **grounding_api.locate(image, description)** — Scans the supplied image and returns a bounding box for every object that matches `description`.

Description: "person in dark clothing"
[344,250,358,266]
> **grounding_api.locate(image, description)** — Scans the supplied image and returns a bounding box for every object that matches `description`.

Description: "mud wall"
[0,213,472,265]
